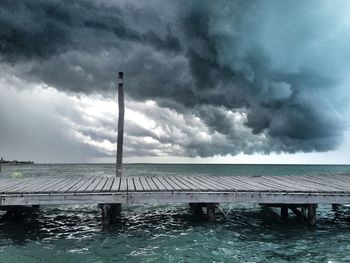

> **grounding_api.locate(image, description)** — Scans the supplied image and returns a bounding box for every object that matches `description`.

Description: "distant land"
[0,158,34,165]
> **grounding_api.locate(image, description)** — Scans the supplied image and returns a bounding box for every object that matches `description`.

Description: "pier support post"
[307,204,317,226]
[189,203,203,216]
[281,205,288,220]
[99,203,121,225]
[289,206,306,222]
[332,204,340,210]
[264,204,316,223]
[206,203,216,221]
[189,203,216,221]
[1,205,39,220]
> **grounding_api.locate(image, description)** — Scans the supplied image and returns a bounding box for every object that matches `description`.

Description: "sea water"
[1,164,350,263]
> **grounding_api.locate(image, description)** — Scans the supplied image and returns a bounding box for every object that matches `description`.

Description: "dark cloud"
[0,0,181,61]
[0,0,349,158]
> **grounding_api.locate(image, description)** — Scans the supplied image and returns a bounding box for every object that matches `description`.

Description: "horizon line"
[24,162,350,166]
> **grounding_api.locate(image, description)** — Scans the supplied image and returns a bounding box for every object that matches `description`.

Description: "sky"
[0,0,350,164]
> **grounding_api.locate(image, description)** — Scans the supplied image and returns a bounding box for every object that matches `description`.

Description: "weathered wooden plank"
[119,177,128,192]
[191,176,222,191]
[220,176,252,190]
[132,177,144,191]
[85,177,104,192]
[327,177,350,189]
[221,175,275,191]
[303,175,349,191]
[75,177,97,192]
[45,177,76,193]
[293,175,346,191]
[0,179,25,192]
[35,177,70,193]
[4,177,50,193]
[0,179,23,190]
[0,178,42,192]
[0,193,128,206]
[24,177,65,193]
[265,176,320,192]
[111,177,121,192]
[256,176,302,191]
[139,177,151,191]
[102,177,114,192]
[153,177,175,191]
[332,174,350,184]
[288,175,342,191]
[2,174,350,208]
[224,176,264,191]
[35,177,75,193]
[60,177,86,193]
[67,177,93,193]
[226,176,266,191]
[94,177,109,192]
[225,176,271,191]
[311,176,349,191]
[198,176,233,191]
[7,178,50,193]
[5,191,350,206]
[150,177,167,191]
[166,176,192,191]
[174,176,199,191]
[145,177,159,191]
[0,178,15,184]
[163,176,183,191]
[250,176,292,191]
[212,176,246,191]
[215,176,254,190]
[182,176,211,191]
[333,176,350,188]
[127,177,135,192]
[280,175,337,192]
[225,176,270,191]
[252,175,305,192]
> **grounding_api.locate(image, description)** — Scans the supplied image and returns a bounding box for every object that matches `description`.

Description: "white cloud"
[1,73,350,164]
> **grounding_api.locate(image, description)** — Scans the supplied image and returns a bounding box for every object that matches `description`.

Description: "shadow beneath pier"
[0,205,101,245]
[0,207,42,245]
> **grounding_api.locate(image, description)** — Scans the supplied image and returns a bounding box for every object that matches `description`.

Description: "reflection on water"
[1,204,350,262]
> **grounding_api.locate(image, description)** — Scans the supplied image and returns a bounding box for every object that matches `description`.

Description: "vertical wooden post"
[331,204,340,210]
[116,72,124,177]
[307,204,317,226]
[207,203,216,221]
[189,203,204,216]
[281,205,288,220]
[99,72,124,224]
[98,203,122,225]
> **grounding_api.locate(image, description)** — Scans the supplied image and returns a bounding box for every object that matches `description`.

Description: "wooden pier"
[1,173,350,224]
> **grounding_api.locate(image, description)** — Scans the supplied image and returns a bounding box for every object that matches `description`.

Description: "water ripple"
[1,204,349,262]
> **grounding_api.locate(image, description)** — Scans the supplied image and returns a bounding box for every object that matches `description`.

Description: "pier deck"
[1,174,350,206]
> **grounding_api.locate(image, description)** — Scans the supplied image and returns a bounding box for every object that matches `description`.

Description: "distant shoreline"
[0,160,34,165]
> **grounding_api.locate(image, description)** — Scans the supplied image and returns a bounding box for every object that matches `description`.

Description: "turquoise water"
[1,163,350,178]
[1,164,350,262]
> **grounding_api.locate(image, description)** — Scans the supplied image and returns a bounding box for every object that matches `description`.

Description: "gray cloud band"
[0,0,348,157]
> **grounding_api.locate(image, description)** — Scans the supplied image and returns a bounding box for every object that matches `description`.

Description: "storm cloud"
[1,0,350,159]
